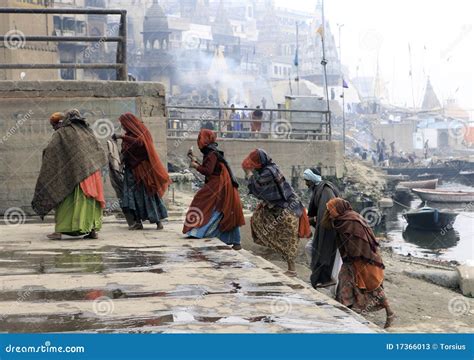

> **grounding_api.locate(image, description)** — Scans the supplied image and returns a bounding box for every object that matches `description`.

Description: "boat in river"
[399,178,438,189]
[402,206,458,230]
[412,188,474,203]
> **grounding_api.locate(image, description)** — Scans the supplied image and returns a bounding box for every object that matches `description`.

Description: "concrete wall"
[0,80,167,215]
[169,137,344,179]
[373,122,417,153]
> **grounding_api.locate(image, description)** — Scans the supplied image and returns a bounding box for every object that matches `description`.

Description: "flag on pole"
[294,49,299,66]
[316,24,324,38]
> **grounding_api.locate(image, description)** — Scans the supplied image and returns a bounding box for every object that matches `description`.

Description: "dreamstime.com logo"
[358,28,383,52]
[91,118,117,139]
[271,119,292,139]
[184,207,204,228]
[4,341,85,354]
[182,31,200,49]
[92,296,115,316]
[360,207,382,227]
[3,29,26,49]
[3,207,26,227]
[448,118,469,141]
[448,296,471,317]
[270,298,292,316]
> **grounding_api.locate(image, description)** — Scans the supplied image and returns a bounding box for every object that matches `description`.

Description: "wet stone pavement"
[0,221,380,333]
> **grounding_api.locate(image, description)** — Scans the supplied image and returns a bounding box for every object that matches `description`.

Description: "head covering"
[197,129,217,150]
[327,198,352,219]
[65,109,85,121]
[325,197,384,271]
[241,148,273,170]
[303,168,322,184]
[49,112,65,125]
[119,112,171,197]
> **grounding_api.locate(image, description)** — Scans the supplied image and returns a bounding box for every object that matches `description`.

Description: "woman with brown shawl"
[183,129,245,249]
[242,149,311,276]
[32,109,107,240]
[115,113,171,230]
[324,198,395,328]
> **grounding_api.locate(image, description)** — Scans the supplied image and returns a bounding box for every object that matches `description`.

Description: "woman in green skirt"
[32,109,107,240]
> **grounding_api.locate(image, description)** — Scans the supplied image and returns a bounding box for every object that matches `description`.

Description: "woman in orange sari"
[324,198,395,328]
[183,129,245,249]
[115,113,171,230]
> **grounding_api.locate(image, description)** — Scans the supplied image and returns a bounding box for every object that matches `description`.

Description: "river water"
[384,181,474,263]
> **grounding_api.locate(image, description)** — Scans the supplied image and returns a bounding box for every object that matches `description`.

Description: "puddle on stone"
[0,245,241,276]
[0,247,165,275]
[0,313,175,333]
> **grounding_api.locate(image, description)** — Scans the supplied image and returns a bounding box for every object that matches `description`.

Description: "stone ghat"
[0,221,380,333]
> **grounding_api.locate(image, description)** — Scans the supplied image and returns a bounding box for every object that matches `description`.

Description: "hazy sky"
[275,0,473,112]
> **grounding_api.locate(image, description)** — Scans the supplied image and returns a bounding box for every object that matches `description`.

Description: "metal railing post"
[117,10,128,81]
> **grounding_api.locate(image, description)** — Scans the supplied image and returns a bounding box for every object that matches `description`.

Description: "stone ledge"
[0,80,165,98]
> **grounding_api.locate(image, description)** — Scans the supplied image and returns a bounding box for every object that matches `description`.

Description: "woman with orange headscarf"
[114,112,171,230]
[324,198,395,328]
[33,110,107,240]
[183,129,245,249]
[242,149,311,277]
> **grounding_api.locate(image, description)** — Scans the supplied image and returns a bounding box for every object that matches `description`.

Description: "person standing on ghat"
[303,168,341,289]
[113,112,171,231]
[32,109,107,240]
[183,129,245,249]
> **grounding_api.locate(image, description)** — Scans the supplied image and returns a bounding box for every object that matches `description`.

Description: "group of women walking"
[33,110,393,328]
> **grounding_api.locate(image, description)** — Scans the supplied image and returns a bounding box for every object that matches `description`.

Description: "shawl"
[31,111,107,217]
[183,135,245,234]
[243,149,310,238]
[119,113,171,197]
[308,180,340,218]
[327,198,384,268]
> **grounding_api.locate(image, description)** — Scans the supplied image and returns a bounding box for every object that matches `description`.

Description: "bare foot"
[315,280,337,288]
[156,221,164,230]
[83,230,99,239]
[384,312,396,329]
[284,270,297,277]
[129,222,143,230]
[47,232,62,240]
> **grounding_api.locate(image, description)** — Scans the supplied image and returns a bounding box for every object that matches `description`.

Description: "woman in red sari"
[183,129,245,249]
[114,113,171,230]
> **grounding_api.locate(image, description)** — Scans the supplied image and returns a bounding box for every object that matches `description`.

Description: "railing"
[0,8,127,80]
[167,105,331,140]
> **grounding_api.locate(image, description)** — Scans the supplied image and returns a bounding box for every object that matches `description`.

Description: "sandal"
[284,270,297,277]
[46,232,62,240]
[232,244,242,250]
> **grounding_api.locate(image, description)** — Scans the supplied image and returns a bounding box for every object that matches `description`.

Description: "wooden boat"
[417,173,442,180]
[384,174,410,182]
[412,188,474,203]
[402,207,458,230]
[399,178,438,189]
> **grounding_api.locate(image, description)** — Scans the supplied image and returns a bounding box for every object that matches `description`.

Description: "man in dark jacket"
[303,168,340,288]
